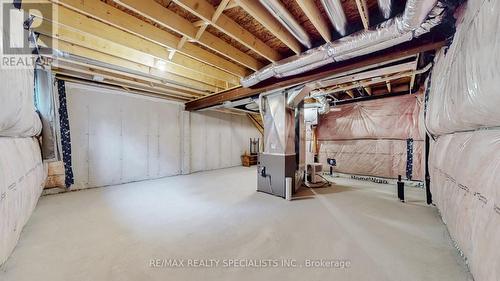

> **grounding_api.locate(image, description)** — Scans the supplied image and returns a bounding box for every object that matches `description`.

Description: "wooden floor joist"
[34,5,238,87]
[172,0,282,62]
[185,40,446,111]
[113,0,264,71]
[47,0,249,78]
[35,22,230,90]
[38,36,219,93]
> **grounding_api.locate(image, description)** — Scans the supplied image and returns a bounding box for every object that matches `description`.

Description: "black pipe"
[425,134,433,204]
[397,175,405,202]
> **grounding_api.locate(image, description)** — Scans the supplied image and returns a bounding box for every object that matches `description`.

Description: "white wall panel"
[190,111,260,173]
[66,83,183,189]
[66,83,260,187]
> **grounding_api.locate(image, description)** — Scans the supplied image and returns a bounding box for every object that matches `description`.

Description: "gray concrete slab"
[0,167,472,281]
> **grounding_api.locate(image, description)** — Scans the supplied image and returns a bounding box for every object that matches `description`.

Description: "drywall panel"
[66,83,183,189]
[190,111,260,173]
[0,137,46,265]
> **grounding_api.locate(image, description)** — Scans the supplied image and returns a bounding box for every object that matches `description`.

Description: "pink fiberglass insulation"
[318,139,424,180]
[429,130,500,281]
[316,93,424,180]
[317,93,424,141]
[424,1,500,280]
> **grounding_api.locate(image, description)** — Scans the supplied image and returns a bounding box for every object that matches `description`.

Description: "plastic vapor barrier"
[316,94,424,180]
[425,0,500,136]
[425,1,500,280]
[429,131,500,281]
[0,7,41,137]
[0,137,46,265]
[0,67,41,137]
[319,139,423,180]
[317,94,424,141]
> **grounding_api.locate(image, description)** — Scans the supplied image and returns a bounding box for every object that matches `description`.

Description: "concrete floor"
[0,167,472,281]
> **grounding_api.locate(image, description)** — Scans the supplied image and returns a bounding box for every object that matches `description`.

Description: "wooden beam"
[247,114,264,136]
[172,0,282,62]
[52,60,202,98]
[113,0,263,70]
[56,73,190,102]
[42,5,240,85]
[363,85,372,96]
[386,80,392,93]
[345,89,355,98]
[48,0,248,77]
[39,36,219,93]
[53,68,192,101]
[235,0,302,54]
[409,53,419,93]
[225,0,238,10]
[185,40,445,111]
[355,0,370,29]
[295,0,332,42]
[35,21,230,89]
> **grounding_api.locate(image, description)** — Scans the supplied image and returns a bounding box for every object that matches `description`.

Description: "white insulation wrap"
[317,93,425,141]
[0,68,41,137]
[319,139,424,180]
[0,7,41,137]
[65,83,260,188]
[66,83,184,189]
[429,131,500,281]
[190,111,260,173]
[426,1,500,280]
[0,137,46,265]
[426,0,500,136]
[241,0,443,87]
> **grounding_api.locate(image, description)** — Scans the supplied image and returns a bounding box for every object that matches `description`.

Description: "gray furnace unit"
[257,87,308,198]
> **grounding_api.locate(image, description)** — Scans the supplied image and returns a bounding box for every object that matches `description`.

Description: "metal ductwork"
[321,0,348,36]
[241,0,445,88]
[258,0,312,49]
[314,95,330,115]
[377,0,392,19]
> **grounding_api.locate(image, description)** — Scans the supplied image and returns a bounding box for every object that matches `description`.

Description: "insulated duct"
[241,0,444,88]
[321,0,348,36]
[258,0,312,49]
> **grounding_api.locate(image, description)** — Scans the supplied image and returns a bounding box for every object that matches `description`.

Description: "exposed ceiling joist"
[37,35,219,93]
[295,0,332,42]
[54,69,192,101]
[52,60,203,98]
[113,0,264,71]
[185,40,445,111]
[235,0,302,54]
[172,0,282,62]
[57,74,190,102]
[355,0,370,29]
[225,0,238,10]
[41,5,240,86]
[35,21,231,90]
[345,89,355,98]
[48,0,249,78]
